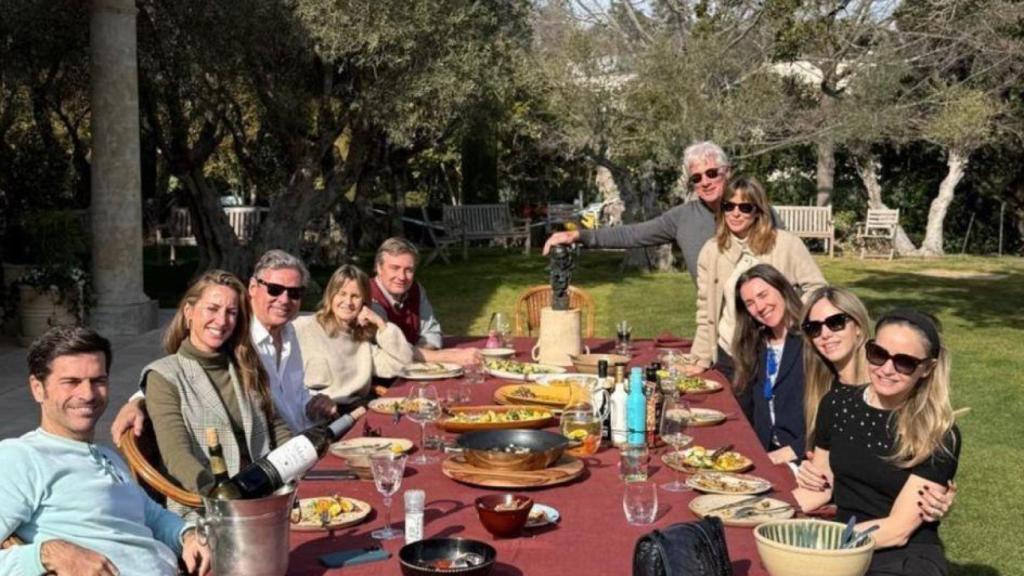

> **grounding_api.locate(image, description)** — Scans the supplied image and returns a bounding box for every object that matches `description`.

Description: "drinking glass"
[659,397,694,492]
[623,481,658,525]
[304,357,330,392]
[619,443,649,482]
[488,312,511,347]
[370,453,407,540]
[616,320,632,355]
[406,384,442,465]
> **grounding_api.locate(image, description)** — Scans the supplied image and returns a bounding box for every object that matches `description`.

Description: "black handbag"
[632,517,733,576]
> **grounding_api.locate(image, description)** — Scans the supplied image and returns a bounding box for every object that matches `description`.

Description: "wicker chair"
[118,405,203,509]
[514,285,595,338]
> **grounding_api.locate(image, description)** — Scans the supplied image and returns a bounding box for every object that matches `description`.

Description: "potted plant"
[4,210,92,343]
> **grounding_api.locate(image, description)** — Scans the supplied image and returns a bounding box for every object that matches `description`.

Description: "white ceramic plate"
[480,348,516,360]
[530,373,599,387]
[686,472,772,495]
[689,494,794,527]
[290,496,372,531]
[400,362,464,380]
[525,503,560,528]
[484,360,567,381]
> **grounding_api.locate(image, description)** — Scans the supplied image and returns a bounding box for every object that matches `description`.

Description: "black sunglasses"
[802,313,851,338]
[865,340,930,375]
[722,201,756,214]
[688,167,724,185]
[256,278,305,300]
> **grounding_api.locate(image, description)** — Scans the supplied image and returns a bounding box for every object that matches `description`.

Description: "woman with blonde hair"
[685,176,826,378]
[141,270,292,515]
[294,264,413,403]
[794,310,961,575]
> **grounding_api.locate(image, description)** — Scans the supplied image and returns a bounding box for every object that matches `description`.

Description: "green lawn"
[413,249,1022,576]
[146,247,1021,574]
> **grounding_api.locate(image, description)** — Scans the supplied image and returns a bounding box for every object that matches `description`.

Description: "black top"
[740,332,806,457]
[815,386,961,546]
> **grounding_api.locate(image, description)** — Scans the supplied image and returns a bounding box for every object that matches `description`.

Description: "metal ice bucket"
[198,484,296,576]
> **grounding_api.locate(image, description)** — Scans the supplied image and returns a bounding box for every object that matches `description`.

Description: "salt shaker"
[404,489,425,544]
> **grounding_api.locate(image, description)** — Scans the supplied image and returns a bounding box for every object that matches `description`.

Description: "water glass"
[488,312,511,347]
[619,443,649,482]
[370,453,407,540]
[623,481,658,525]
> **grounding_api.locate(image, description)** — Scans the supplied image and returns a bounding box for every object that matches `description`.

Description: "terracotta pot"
[18,285,77,345]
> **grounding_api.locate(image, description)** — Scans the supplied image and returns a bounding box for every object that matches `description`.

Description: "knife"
[704,495,766,514]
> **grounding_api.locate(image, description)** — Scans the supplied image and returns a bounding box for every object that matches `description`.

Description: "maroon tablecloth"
[287,338,797,575]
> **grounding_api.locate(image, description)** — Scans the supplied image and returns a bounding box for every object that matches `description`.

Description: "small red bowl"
[475,494,533,538]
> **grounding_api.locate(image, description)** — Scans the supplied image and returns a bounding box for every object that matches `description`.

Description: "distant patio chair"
[514,285,595,338]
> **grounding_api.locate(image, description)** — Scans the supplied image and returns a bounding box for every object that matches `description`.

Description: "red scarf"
[370,279,422,345]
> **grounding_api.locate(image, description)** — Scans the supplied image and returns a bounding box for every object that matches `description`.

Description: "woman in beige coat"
[294,265,414,404]
[685,176,826,378]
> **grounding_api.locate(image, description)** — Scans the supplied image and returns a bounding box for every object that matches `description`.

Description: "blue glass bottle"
[626,367,646,446]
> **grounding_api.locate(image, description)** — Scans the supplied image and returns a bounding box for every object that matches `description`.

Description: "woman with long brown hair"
[685,176,825,378]
[731,264,808,465]
[794,310,961,575]
[294,264,413,403]
[140,270,292,515]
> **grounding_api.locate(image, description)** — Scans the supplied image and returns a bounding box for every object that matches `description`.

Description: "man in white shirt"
[0,326,210,576]
[112,250,337,441]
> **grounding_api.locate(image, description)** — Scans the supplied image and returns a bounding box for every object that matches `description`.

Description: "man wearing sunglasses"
[111,250,338,441]
[543,142,781,282]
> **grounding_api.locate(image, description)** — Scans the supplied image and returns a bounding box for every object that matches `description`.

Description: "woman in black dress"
[794,310,961,575]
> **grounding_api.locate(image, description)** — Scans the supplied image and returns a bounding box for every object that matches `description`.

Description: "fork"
[733,504,792,519]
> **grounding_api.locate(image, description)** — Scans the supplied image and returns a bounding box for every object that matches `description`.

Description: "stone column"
[88,0,157,335]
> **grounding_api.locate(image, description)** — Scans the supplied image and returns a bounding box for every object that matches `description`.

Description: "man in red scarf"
[370,238,480,366]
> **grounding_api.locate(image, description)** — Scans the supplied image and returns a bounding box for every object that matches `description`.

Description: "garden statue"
[533,243,588,366]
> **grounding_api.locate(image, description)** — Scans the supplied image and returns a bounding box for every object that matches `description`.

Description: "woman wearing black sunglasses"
[794,310,961,575]
[730,265,809,466]
[685,176,825,379]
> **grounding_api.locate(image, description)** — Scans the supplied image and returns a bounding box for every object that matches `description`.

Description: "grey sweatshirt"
[578,201,716,282]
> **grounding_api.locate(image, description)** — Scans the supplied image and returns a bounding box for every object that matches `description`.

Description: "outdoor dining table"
[287,337,798,575]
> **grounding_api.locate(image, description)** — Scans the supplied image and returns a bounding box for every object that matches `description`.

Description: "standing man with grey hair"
[370,237,480,366]
[543,141,734,282]
[112,250,338,441]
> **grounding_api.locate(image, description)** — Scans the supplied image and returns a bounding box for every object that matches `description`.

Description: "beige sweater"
[691,229,826,367]
[293,315,414,402]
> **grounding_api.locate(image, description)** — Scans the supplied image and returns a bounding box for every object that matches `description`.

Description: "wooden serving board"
[442,455,585,489]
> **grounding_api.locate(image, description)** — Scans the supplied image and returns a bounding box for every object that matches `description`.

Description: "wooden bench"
[775,205,835,257]
[441,203,531,259]
[855,208,899,260]
[155,206,268,264]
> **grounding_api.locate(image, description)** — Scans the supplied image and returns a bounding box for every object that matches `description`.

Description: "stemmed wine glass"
[616,320,632,355]
[369,453,408,540]
[659,396,693,492]
[488,312,511,347]
[406,384,442,465]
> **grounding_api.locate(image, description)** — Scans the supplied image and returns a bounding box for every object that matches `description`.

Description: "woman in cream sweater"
[294,264,414,404]
[685,176,826,378]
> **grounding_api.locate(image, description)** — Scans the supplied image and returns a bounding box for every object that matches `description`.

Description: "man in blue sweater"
[0,327,210,576]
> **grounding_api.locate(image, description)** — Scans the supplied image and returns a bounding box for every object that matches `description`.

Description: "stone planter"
[18,285,78,346]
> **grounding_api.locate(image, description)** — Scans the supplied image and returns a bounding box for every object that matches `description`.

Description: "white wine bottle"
[210,406,366,500]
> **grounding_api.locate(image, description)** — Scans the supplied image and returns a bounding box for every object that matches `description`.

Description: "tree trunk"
[599,159,667,271]
[815,95,836,207]
[917,147,968,257]
[180,170,250,277]
[853,153,917,255]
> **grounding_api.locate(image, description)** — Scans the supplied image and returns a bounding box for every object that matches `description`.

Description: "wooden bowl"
[475,494,533,538]
[569,353,630,375]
